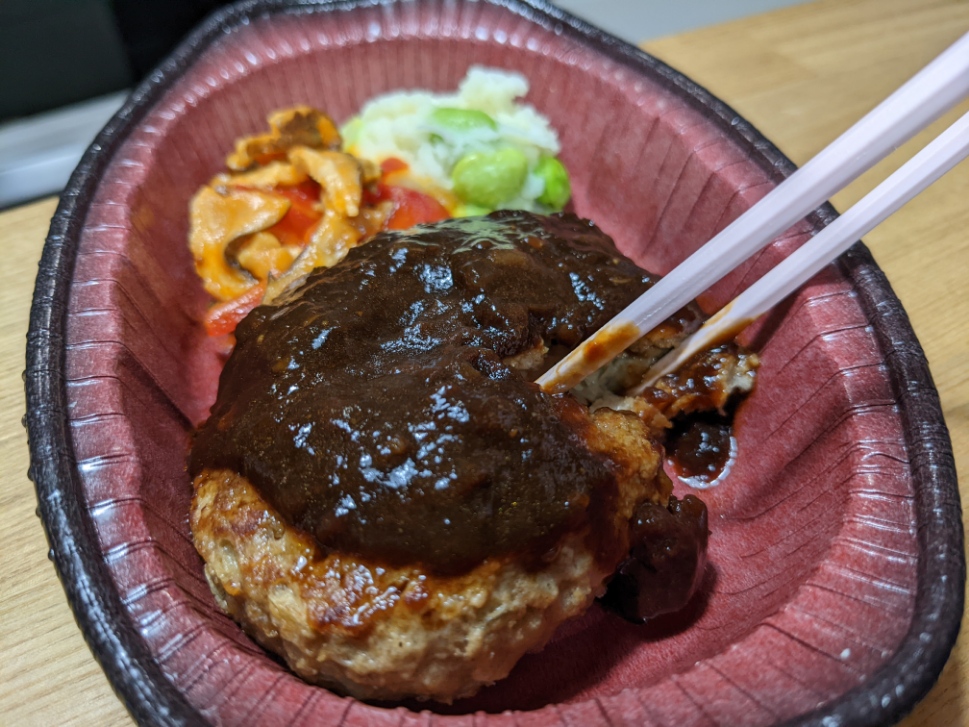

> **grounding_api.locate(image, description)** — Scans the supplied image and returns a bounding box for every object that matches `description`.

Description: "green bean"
[452,148,529,208]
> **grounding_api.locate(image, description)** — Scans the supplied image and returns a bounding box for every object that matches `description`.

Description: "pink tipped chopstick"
[536,31,969,395]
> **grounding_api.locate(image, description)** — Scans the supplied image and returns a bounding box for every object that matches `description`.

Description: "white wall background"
[550,0,808,44]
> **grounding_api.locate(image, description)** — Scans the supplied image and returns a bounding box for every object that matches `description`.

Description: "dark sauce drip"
[666,411,734,483]
[191,211,662,575]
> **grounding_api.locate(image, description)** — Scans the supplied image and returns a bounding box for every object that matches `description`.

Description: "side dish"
[189,68,571,337]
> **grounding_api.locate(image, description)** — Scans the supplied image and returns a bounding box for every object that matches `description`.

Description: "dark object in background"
[601,495,709,622]
[0,0,132,121]
[113,0,228,79]
[0,0,230,123]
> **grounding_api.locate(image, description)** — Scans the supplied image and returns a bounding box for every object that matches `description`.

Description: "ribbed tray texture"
[62,2,916,724]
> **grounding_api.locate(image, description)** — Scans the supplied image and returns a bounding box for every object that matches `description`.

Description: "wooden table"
[1,0,966,723]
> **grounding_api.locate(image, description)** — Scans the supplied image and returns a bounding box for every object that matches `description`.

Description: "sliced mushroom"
[227,106,342,171]
[189,186,290,301]
[219,161,308,191]
[288,147,363,217]
[235,231,302,281]
[264,210,363,303]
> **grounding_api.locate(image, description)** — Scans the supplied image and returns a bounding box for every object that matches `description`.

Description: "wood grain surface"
[1,0,966,724]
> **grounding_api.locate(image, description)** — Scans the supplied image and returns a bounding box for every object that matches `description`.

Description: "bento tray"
[25,1,963,725]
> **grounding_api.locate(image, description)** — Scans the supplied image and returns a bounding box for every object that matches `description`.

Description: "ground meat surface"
[191,401,665,701]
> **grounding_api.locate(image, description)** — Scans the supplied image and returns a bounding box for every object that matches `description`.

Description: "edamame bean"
[429,107,498,133]
[453,202,493,217]
[452,148,529,208]
[535,156,571,210]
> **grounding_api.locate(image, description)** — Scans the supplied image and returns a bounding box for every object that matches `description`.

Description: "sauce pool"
[666,412,735,487]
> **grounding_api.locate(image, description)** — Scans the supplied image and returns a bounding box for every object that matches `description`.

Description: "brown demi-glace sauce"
[667,413,734,483]
[191,211,673,575]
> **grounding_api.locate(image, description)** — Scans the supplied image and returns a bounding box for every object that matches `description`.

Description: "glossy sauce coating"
[191,212,661,575]
[667,413,733,482]
[600,494,709,622]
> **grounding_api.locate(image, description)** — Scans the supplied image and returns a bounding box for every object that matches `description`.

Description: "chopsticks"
[535,31,969,395]
[632,107,969,393]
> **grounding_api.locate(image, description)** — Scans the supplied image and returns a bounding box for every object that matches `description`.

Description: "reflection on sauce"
[666,412,735,488]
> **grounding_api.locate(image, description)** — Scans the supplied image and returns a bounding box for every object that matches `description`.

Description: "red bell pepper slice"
[265,180,323,246]
[203,281,267,337]
[366,183,449,230]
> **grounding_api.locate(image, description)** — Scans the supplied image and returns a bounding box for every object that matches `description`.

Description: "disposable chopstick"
[629,108,969,393]
[535,30,969,394]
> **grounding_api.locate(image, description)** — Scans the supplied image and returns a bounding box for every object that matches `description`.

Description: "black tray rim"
[24,1,964,725]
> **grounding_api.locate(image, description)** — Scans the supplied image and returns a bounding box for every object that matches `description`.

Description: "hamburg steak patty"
[189,212,752,701]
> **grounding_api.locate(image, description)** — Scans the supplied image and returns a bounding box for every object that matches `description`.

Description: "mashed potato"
[342,67,565,212]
